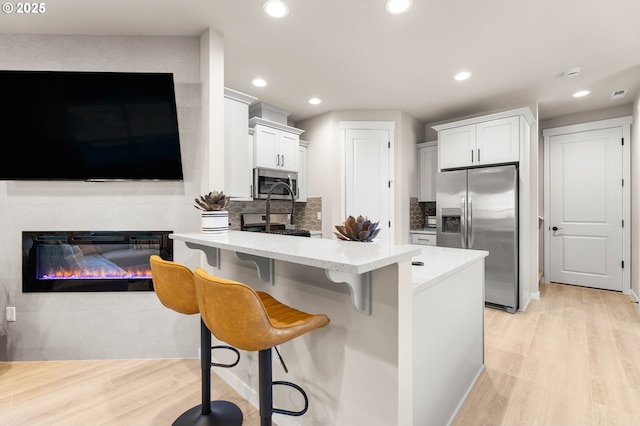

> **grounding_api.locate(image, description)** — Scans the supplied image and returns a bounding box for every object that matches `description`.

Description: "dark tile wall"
[409,197,436,230]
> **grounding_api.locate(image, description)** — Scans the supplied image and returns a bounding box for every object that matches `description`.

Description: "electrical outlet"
[6,306,16,322]
[316,212,322,220]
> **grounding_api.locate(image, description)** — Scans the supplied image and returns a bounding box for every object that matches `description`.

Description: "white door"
[548,127,623,291]
[343,127,392,244]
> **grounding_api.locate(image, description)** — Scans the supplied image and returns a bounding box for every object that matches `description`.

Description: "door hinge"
[622,178,624,187]
[622,260,625,268]
[622,219,625,227]
[388,181,392,188]
[621,137,624,146]
[388,141,391,149]
[388,220,391,228]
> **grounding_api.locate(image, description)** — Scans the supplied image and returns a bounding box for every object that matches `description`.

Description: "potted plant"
[195,191,231,233]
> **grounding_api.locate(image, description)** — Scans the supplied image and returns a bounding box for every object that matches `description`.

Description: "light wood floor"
[454,282,640,426]
[0,358,260,425]
[1,282,639,425]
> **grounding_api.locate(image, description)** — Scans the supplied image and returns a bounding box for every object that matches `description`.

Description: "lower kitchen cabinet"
[410,231,436,246]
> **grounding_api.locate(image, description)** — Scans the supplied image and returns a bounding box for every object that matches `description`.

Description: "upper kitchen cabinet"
[224,88,257,200]
[433,108,535,171]
[417,141,437,202]
[250,117,304,172]
[298,140,309,202]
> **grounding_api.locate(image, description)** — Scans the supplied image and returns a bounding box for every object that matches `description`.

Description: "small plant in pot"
[194,191,231,211]
[195,191,231,233]
[334,215,380,242]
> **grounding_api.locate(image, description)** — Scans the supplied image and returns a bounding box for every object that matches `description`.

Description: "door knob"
[552,226,563,231]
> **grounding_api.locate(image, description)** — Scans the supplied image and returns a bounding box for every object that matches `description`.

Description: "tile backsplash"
[228,197,322,231]
[410,197,436,230]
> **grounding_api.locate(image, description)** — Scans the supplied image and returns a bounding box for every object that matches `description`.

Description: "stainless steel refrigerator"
[436,165,518,313]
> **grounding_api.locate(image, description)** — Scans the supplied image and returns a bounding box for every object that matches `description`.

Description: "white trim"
[339,120,396,131]
[543,116,632,294]
[223,87,257,105]
[542,116,633,137]
[432,107,535,131]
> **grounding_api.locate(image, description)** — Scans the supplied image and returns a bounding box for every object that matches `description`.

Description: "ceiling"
[2,0,639,125]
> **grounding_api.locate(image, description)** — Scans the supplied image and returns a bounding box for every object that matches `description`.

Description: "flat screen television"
[0,70,184,181]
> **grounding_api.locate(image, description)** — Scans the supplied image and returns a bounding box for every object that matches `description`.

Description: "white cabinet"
[410,232,436,246]
[298,140,309,202]
[434,108,534,171]
[224,88,257,200]
[250,117,304,172]
[417,141,437,202]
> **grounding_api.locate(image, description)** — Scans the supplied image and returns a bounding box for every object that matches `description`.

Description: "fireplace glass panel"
[23,231,173,292]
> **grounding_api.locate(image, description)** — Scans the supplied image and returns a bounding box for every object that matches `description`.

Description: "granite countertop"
[171,230,420,275]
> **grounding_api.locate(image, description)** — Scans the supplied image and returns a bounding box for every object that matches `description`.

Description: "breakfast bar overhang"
[170,231,488,426]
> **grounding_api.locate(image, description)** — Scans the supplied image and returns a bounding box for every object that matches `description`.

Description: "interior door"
[344,128,391,244]
[548,127,623,291]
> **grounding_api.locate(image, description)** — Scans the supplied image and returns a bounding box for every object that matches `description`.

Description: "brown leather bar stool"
[150,255,243,426]
[193,268,330,426]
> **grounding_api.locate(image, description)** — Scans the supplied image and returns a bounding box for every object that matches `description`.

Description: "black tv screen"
[0,70,184,181]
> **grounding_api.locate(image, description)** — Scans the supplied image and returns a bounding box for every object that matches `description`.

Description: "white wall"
[0,33,224,361]
[296,110,424,244]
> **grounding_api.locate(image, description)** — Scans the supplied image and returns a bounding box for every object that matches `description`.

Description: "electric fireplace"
[22,231,173,292]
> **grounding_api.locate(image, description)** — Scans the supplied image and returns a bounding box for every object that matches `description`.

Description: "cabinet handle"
[281,155,285,166]
[477,149,480,163]
[471,149,474,163]
[276,154,280,166]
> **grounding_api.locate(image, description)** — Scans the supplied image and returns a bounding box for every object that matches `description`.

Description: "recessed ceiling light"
[308,97,321,105]
[573,90,590,98]
[263,0,289,18]
[454,71,472,81]
[385,0,412,14]
[252,78,267,87]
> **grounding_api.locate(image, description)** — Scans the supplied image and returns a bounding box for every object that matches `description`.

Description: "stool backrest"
[194,267,274,352]
[149,255,199,315]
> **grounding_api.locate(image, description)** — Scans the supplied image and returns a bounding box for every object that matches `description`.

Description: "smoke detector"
[562,67,582,78]
[610,89,628,100]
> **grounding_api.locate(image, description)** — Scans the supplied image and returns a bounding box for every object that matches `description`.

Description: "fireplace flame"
[42,266,153,280]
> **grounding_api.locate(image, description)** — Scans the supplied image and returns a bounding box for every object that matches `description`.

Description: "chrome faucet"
[265,182,295,233]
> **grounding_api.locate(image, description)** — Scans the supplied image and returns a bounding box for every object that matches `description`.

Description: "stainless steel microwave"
[253,168,298,200]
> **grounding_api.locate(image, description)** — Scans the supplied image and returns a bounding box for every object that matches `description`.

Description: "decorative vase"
[201,211,229,234]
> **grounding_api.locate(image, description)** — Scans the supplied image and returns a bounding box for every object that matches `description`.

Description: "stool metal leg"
[259,348,273,426]
[172,319,243,426]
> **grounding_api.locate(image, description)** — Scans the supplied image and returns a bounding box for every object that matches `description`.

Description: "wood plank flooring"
[0,358,259,425]
[1,282,639,425]
[453,282,640,426]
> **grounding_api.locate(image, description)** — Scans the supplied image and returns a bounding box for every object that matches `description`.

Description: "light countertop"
[171,230,421,275]
[411,245,488,295]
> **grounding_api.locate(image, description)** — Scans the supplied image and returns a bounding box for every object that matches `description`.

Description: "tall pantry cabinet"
[224,88,257,200]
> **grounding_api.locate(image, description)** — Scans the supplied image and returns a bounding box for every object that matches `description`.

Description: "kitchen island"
[171,231,487,426]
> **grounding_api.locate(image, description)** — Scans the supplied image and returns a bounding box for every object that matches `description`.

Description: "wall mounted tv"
[0,70,184,181]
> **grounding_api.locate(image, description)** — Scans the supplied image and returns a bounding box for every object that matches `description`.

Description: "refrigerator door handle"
[460,196,467,248]
[468,197,474,248]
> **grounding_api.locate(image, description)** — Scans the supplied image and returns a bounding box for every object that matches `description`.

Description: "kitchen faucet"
[265,181,295,233]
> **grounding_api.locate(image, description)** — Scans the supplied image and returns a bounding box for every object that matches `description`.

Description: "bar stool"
[149,255,243,426]
[193,268,330,426]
